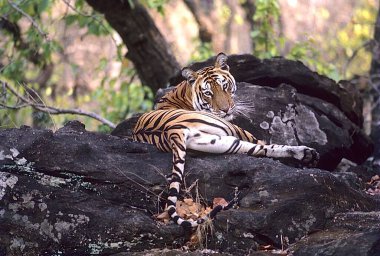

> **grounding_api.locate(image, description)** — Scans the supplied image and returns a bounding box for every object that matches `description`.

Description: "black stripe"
[173,215,180,223]
[225,139,240,154]
[174,158,185,164]
[181,85,186,98]
[173,140,186,152]
[247,146,257,155]
[195,92,203,109]
[181,221,192,228]
[168,207,176,216]
[168,187,179,196]
[233,144,242,154]
[165,124,189,131]
[183,119,229,134]
[173,165,184,177]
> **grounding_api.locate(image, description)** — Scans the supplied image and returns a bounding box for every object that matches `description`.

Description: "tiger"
[132,52,319,229]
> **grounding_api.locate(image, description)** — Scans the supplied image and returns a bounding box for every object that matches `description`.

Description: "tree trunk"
[241,0,256,50]
[86,0,180,93]
[370,6,380,167]
[183,0,214,43]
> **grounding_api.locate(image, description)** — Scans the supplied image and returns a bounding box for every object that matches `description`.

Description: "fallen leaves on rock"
[155,197,231,247]
[155,197,229,224]
[155,198,210,224]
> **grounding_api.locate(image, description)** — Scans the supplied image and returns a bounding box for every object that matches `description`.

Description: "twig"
[369,74,380,90]
[0,102,28,110]
[61,0,118,47]
[62,0,98,18]
[1,81,116,128]
[342,40,374,79]
[112,165,164,200]
[7,0,49,40]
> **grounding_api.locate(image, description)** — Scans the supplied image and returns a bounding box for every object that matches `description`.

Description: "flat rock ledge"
[0,121,379,255]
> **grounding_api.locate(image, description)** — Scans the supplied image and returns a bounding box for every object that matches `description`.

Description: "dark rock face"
[290,212,380,256]
[0,121,379,255]
[0,123,183,255]
[233,83,372,170]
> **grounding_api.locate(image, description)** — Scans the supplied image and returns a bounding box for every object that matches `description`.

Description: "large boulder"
[169,55,364,127]
[0,121,379,255]
[232,82,372,170]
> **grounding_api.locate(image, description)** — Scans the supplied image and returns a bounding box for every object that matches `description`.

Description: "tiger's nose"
[222,107,235,115]
[221,107,230,114]
[225,105,236,115]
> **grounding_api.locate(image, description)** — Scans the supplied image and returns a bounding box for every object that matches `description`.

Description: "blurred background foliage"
[0,0,378,132]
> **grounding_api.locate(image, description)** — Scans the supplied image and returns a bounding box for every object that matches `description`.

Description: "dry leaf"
[184,198,194,206]
[213,197,229,207]
[258,244,275,251]
[371,175,380,182]
[271,249,289,255]
[189,233,200,245]
[176,201,188,218]
[188,204,201,213]
[155,211,170,224]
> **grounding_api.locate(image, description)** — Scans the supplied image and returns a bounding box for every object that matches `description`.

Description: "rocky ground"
[1,55,379,255]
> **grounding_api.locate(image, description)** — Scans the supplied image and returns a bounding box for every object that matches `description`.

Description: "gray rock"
[290,212,380,256]
[0,122,379,255]
[233,82,372,170]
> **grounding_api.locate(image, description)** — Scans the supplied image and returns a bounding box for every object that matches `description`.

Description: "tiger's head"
[182,53,237,121]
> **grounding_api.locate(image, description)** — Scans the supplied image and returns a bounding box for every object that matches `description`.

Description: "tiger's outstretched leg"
[165,129,319,229]
[187,132,319,167]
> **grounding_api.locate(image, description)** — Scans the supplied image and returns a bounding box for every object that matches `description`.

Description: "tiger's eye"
[204,91,213,97]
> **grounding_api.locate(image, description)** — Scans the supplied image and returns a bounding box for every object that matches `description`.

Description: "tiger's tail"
[165,130,236,229]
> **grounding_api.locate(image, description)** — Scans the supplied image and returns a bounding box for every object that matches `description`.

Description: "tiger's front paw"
[300,147,319,167]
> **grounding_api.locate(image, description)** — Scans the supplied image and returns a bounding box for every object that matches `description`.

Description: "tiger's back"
[133,109,257,152]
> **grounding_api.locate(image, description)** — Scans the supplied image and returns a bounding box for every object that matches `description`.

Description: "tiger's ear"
[214,52,229,71]
[182,67,198,85]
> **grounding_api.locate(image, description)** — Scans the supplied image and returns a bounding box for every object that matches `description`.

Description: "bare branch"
[62,0,95,17]
[1,81,116,128]
[61,0,118,47]
[0,102,29,110]
[342,40,374,79]
[7,0,49,40]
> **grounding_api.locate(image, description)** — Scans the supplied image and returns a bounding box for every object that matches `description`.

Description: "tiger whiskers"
[235,99,255,109]
[234,100,255,119]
